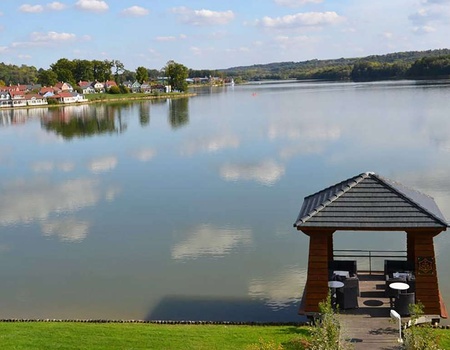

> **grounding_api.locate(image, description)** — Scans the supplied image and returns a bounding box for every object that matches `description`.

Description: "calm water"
[1,80,450,322]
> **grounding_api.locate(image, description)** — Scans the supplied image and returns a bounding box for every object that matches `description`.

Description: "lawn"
[0,322,310,350]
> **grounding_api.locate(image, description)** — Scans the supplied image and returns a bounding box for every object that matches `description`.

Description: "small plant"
[308,293,353,350]
[403,302,443,350]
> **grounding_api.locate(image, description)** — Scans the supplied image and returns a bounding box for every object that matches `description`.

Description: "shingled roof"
[294,172,448,230]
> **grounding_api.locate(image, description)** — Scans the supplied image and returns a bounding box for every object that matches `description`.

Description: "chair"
[394,292,415,316]
[385,276,407,306]
[336,277,359,309]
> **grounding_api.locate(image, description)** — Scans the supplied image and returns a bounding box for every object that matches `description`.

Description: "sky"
[1,0,450,72]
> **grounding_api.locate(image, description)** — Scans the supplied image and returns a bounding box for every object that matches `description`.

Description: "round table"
[389,282,409,291]
[328,281,344,289]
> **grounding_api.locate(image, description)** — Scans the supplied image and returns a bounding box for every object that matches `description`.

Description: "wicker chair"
[336,277,359,309]
[394,292,415,316]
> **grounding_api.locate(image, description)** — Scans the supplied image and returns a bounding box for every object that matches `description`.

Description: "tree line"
[0,59,190,92]
[2,49,450,88]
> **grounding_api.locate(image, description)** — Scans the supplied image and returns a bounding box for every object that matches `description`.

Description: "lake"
[1,80,450,323]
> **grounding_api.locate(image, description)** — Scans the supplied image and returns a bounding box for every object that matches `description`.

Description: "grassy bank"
[0,323,310,350]
[85,92,196,103]
[0,322,448,349]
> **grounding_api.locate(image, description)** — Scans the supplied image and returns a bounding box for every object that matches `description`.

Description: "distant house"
[52,92,87,104]
[25,94,48,106]
[92,81,104,92]
[131,81,141,93]
[39,86,56,97]
[9,91,27,107]
[0,91,12,108]
[78,81,95,94]
[104,80,118,91]
[55,82,74,92]
[140,82,152,93]
[151,84,169,93]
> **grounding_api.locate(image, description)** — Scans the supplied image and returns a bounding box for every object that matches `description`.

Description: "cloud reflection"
[0,178,113,226]
[248,266,307,309]
[172,224,252,260]
[88,156,118,174]
[181,134,240,156]
[220,160,285,185]
[131,148,157,162]
[41,218,89,243]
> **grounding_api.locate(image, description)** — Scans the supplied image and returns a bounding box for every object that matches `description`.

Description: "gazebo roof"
[294,172,448,230]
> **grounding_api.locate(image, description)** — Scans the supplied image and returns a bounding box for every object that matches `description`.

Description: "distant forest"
[2,48,450,85]
[220,48,450,82]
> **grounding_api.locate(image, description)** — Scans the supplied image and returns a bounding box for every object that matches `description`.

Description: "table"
[328,281,344,309]
[389,282,410,292]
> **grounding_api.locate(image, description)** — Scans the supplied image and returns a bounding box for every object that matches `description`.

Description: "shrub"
[404,303,443,350]
[108,86,121,94]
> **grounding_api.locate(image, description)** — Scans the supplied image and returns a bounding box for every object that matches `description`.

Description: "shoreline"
[0,92,197,111]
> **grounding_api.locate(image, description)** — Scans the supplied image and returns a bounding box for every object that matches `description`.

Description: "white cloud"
[172,224,252,260]
[156,36,177,42]
[413,25,437,33]
[19,4,44,13]
[121,6,149,17]
[42,218,89,243]
[75,0,109,12]
[88,156,118,174]
[32,31,76,42]
[172,7,235,26]
[46,2,66,11]
[274,0,323,7]
[257,11,344,29]
[220,160,285,186]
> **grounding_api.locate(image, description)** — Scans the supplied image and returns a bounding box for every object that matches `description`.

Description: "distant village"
[0,79,177,108]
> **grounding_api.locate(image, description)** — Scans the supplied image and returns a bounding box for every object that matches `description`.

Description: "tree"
[136,66,148,84]
[50,58,75,84]
[112,60,125,83]
[164,60,189,92]
[92,60,112,82]
[73,59,94,82]
[37,68,58,86]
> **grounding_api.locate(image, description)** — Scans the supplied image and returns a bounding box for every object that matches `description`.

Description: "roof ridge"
[295,172,370,225]
[371,174,448,227]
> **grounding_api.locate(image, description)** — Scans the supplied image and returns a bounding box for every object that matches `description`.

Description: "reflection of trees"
[139,102,150,127]
[169,98,189,129]
[42,106,118,140]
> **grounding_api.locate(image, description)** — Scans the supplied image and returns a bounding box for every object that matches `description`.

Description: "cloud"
[47,2,67,11]
[41,218,90,243]
[413,25,437,34]
[171,7,235,26]
[88,156,118,174]
[256,11,344,29]
[248,266,307,308]
[121,6,149,17]
[171,224,252,260]
[19,4,44,13]
[31,161,54,173]
[0,178,102,226]
[75,0,109,12]
[274,0,323,7]
[156,36,177,42]
[12,31,77,48]
[220,160,285,186]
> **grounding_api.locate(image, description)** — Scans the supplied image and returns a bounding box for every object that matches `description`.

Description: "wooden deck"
[338,272,404,349]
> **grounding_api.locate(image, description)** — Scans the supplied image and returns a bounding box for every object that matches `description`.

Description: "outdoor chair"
[385,276,407,306]
[394,292,415,316]
[336,277,359,309]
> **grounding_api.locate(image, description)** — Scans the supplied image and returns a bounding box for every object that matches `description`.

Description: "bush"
[404,303,443,350]
[108,86,121,94]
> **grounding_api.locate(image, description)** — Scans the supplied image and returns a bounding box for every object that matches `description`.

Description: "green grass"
[85,92,193,102]
[0,323,310,350]
[436,328,450,348]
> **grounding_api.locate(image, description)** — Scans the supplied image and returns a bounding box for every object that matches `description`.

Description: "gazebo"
[294,172,448,318]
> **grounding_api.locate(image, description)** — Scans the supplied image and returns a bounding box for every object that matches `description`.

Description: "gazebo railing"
[333,249,407,275]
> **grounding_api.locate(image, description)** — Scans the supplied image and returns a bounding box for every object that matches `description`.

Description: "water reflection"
[88,156,118,174]
[219,160,285,186]
[41,105,120,139]
[248,266,307,309]
[130,148,156,162]
[181,134,240,156]
[139,102,150,127]
[41,218,90,243]
[0,177,118,227]
[171,224,252,261]
[169,98,189,129]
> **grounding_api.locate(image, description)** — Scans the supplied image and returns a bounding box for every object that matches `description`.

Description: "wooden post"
[301,229,335,313]
[409,230,442,316]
